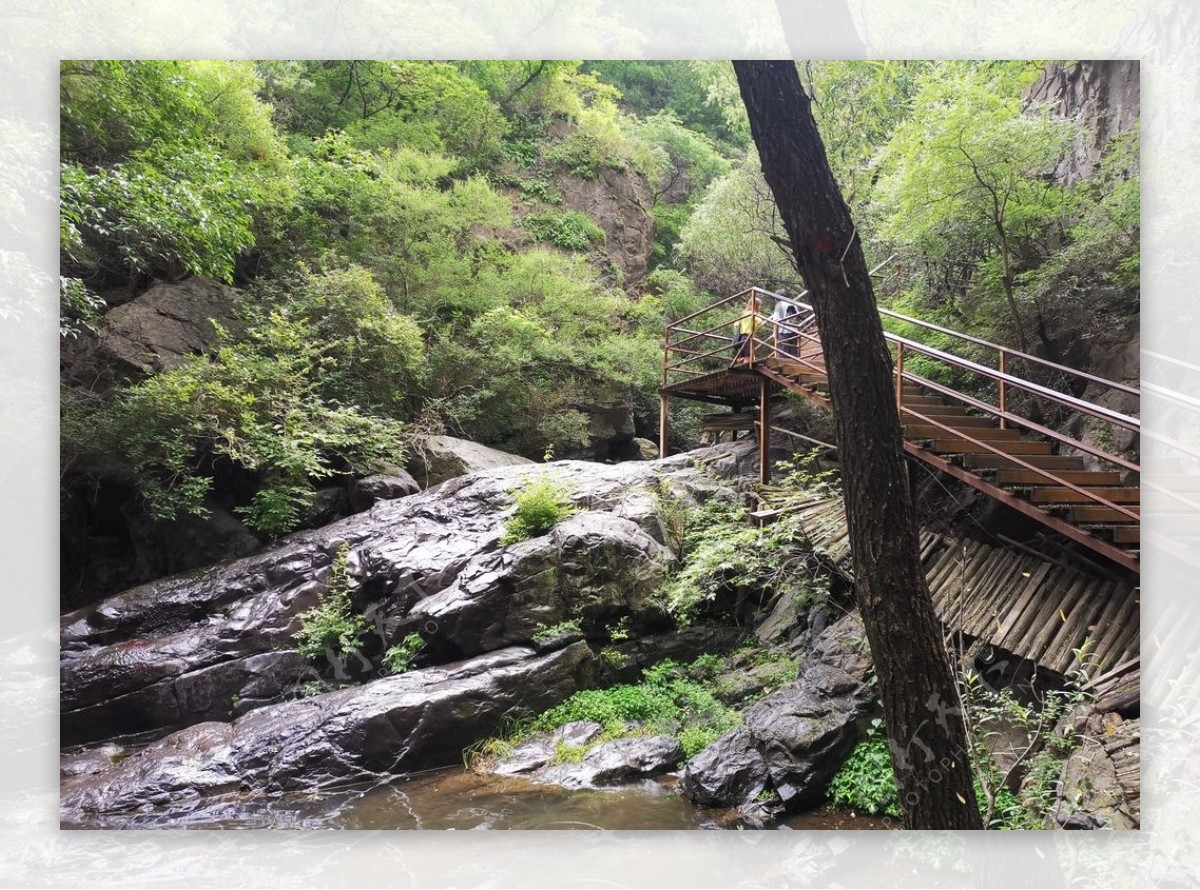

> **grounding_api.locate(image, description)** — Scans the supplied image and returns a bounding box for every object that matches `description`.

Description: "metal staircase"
[660,286,1141,574]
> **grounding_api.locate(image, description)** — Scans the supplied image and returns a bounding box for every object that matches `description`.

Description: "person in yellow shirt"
[731,294,759,364]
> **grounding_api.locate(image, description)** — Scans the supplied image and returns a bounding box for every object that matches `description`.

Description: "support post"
[759,377,771,485]
[998,350,1007,429]
[659,395,669,458]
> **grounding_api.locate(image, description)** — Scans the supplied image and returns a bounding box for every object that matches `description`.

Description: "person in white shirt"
[771,292,797,357]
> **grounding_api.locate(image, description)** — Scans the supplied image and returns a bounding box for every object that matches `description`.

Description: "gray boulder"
[490,726,683,790]
[93,277,244,378]
[61,450,746,745]
[407,435,532,488]
[409,510,673,659]
[347,470,421,512]
[680,613,874,811]
[61,643,592,820]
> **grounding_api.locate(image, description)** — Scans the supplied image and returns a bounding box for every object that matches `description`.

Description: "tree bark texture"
[733,60,983,830]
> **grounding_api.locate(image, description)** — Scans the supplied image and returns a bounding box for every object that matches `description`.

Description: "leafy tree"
[678,157,799,295]
[734,59,983,830]
[66,268,418,537]
[583,60,746,152]
[257,60,508,170]
[874,63,1078,354]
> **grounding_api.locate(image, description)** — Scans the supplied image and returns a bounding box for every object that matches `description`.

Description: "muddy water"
[63,767,893,830]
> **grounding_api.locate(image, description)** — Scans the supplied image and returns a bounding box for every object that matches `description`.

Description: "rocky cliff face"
[556,165,655,288]
[1026,61,1140,185]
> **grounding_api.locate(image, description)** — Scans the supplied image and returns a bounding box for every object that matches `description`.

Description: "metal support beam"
[659,395,669,458]
[759,378,771,485]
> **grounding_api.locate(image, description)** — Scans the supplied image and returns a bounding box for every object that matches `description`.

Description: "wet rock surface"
[406,435,533,489]
[490,722,683,790]
[60,447,750,746]
[61,643,593,820]
[681,613,874,811]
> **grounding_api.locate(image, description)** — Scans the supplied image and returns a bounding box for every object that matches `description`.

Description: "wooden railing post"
[998,349,1007,429]
[895,341,905,413]
[663,327,670,387]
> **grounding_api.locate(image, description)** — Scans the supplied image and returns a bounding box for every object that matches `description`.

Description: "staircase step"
[904,424,1020,441]
[931,438,1053,455]
[1030,487,1141,505]
[903,411,996,427]
[1027,486,1137,508]
[996,469,1123,486]
[1112,527,1141,545]
[1071,505,1140,524]
[961,453,1087,471]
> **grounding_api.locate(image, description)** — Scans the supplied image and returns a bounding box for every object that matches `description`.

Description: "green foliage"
[522,209,605,251]
[519,177,563,204]
[678,157,796,295]
[382,633,425,674]
[293,544,370,662]
[827,721,903,818]
[501,475,577,545]
[70,305,408,536]
[258,60,508,170]
[526,655,741,759]
[532,618,583,643]
[553,740,589,764]
[659,485,829,626]
[61,149,257,284]
[583,61,747,153]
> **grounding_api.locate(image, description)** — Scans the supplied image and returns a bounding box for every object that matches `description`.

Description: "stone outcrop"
[680,613,874,811]
[406,435,533,489]
[63,277,244,384]
[1026,61,1140,185]
[60,447,751,746]
[491,721,683,789]
[1053,709,1140,829]
[347,469,421,512]
[557,165,655,289]
[60,643,593,820]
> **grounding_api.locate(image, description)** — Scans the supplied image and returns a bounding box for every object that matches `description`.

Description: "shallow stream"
[62,766,894,831]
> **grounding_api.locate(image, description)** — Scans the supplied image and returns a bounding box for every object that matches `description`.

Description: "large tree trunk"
[733,60,983,830]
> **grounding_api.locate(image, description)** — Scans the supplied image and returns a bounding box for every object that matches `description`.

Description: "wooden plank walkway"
[784,496,1139,685]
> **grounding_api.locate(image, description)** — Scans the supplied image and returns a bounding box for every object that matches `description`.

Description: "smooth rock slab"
[680,613,874,811]
[60,446,751,745]
[61,643,592,819]
[491,729,683,790]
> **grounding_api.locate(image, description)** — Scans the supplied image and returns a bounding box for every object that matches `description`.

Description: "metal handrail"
[900,370,1140,474]
[887,333,1140,432]
[880,305,1141,397]
[662,285,1142,546]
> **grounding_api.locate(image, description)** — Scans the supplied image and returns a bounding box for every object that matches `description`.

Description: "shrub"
[528,656,741,759]
[293,544,370,664]
[501,475,576,545]
[532,618,583,643]
[827,720,903,818]
[382,632,424,674]
[522,209,605,251]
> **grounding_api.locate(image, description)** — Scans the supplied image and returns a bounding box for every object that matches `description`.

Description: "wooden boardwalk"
[782,496,1139,693]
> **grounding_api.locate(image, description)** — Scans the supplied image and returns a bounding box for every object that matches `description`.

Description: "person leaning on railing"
[731,294,759,365]
[771,290,799,357]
